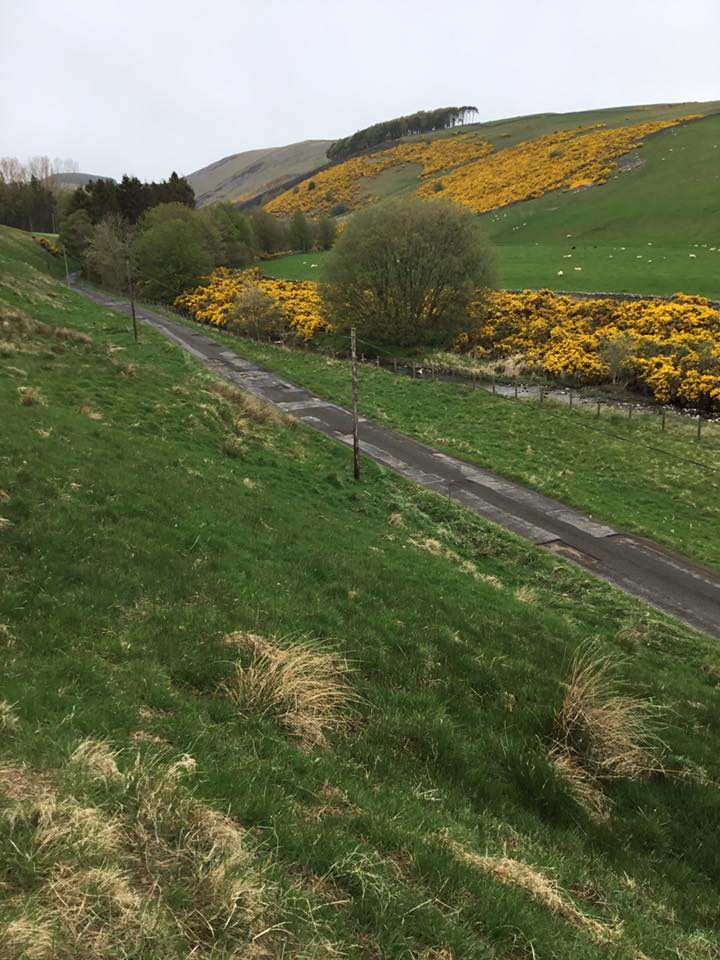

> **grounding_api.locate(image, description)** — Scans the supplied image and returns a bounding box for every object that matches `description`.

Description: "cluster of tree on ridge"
[326,105,479,161]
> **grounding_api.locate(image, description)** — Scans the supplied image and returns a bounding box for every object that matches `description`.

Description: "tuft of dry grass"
[209,382,284,428]
[223,631,358,749]
[2,912,57,960]
[0,516,14,532]
[1,745,277,959]
[554,646,665,782]
[68,739,121,784]
[0,699,19,732]
[18,385,47,406]
[448,842,620,944]
[514,585,538,605]
[548,744,610,821]
[78,403,103,421]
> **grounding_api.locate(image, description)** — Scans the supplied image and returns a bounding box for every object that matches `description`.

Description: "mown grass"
[165,325,720,571]
[2,225,720,958]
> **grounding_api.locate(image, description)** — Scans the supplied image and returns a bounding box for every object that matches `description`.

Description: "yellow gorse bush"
[34,235,60,257]
[266,117,701,218]
[462,290,720,406]
[178,269,720,406]
[265,134,493,217]
[175,267,330,341]
[418,117,701,212]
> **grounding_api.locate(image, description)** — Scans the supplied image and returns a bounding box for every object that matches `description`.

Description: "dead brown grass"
[68,738,122,784]
[0,699,19,731]
[547,646,665,820]
[0,743,277,959]
[18,385,47,406]
[554,646,664,782]
[223,631,358,748]
[78,403,103,421]
[548,744,610,821]
[209,381,285,428]
[448,841,621,944]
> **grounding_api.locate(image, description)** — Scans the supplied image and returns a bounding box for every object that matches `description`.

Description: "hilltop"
[187,138,333,206]
[188,100,720,210]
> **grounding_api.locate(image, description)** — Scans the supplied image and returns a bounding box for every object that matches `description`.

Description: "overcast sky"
[1,0,718,182]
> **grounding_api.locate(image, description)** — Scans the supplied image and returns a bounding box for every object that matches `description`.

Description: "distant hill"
[187,140,333,206]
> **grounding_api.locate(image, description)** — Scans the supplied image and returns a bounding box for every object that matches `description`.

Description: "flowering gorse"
[461,290,720,407]
[175,267,330,341]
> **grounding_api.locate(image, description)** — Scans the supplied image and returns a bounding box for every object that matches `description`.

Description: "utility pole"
[126,258,139,343]
[62,244,70,287]
[350,326,360,480]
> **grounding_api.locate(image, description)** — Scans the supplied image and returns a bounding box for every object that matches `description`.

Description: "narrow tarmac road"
[76,284,720,639]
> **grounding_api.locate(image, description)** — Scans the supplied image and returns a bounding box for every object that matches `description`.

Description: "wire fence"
[346,345,720,476]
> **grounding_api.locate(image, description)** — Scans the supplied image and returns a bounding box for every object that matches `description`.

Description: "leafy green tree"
[133,215,214,301]
[288,210,312,252]
[250,209,287,254]
[316,216,337,251]
[84,214,130,291]
[322,196,495,346]
[139,202,224,264]
[58,209,94,259]
[202,203,254,266]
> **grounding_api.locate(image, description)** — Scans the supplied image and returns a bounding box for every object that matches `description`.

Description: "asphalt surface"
[75,284,720,639]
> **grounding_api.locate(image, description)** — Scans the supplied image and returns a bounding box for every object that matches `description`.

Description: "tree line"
[61,201,336,302]
[326,105,479,161]
[0,156,79,232]
[0,157,196,233]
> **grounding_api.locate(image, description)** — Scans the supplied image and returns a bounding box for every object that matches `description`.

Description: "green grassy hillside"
[260,102,720,297]
[2,226,720,958]
[480,111,720,297]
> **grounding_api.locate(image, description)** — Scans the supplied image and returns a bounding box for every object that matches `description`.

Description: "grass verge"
[161,322,720,570]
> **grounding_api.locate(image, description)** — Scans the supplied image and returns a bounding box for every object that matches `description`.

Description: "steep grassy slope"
[2,227,720,958]
[479,111,720,297]
[187,139,333,205]
[263,109,720,297]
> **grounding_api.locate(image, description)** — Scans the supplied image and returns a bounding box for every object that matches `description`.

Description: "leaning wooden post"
[661,410,666,432]
[350,327,360,481]
[62,244,70,286]
[126,258,139,343]
[697,415,702,441]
